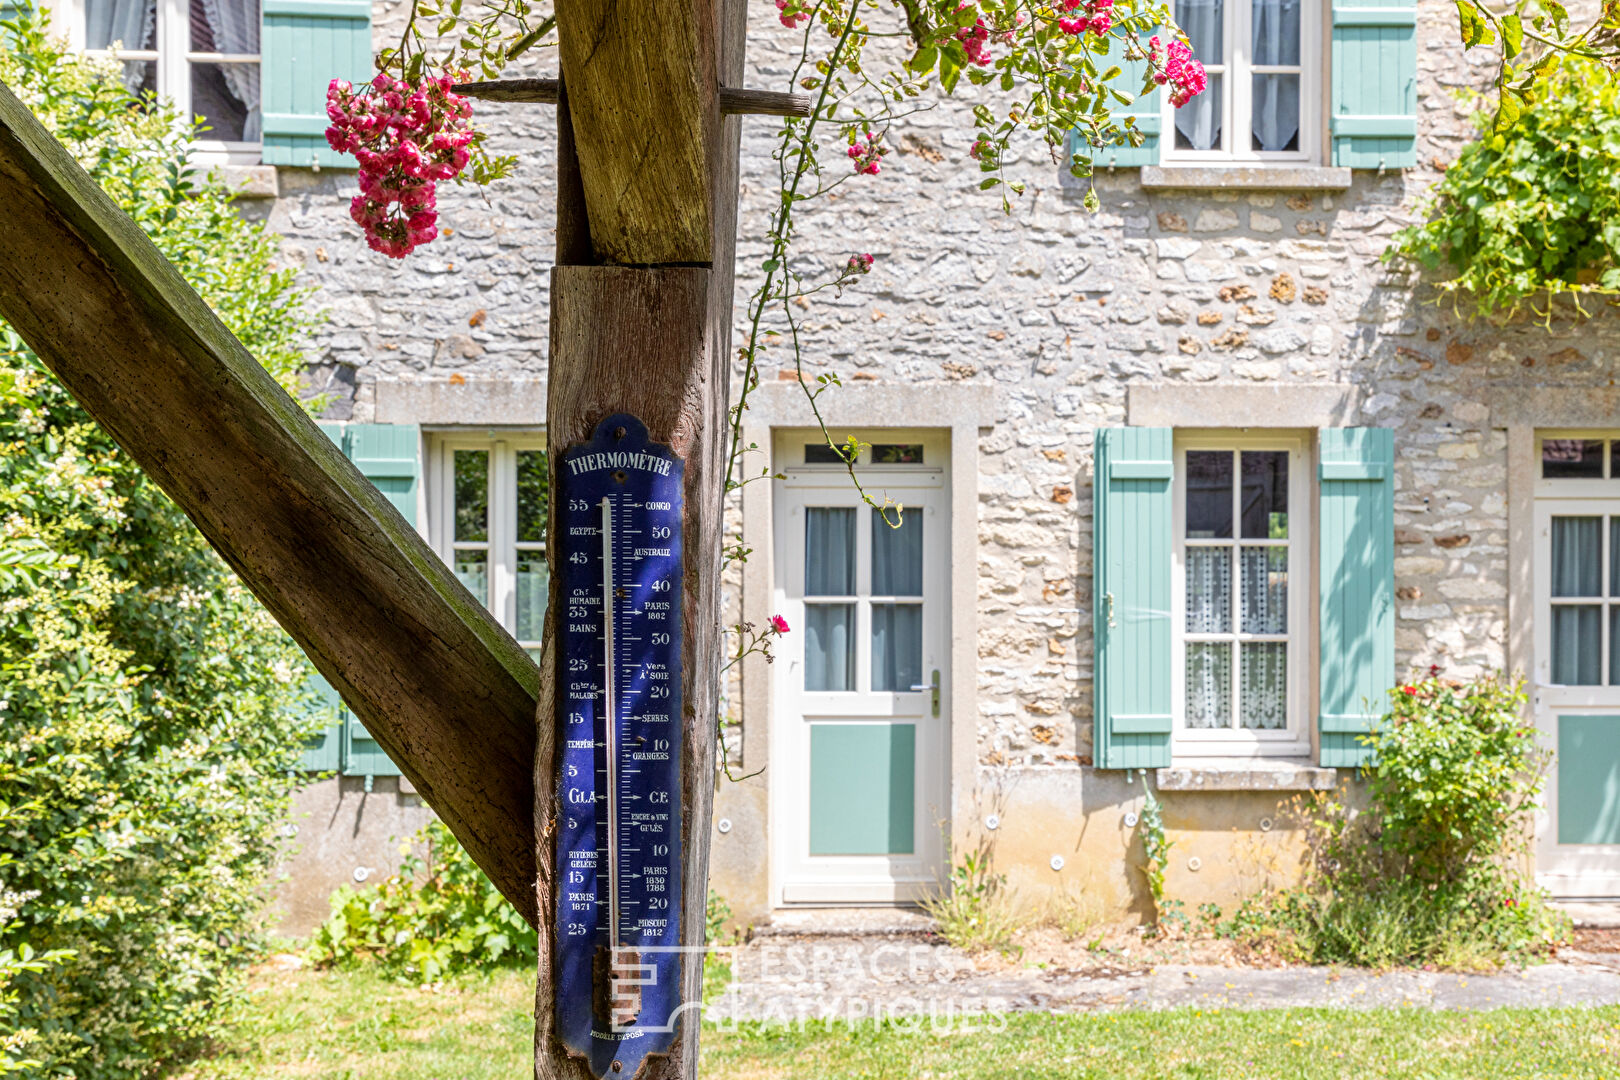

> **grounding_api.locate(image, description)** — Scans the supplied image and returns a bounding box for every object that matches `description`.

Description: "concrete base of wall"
[268,776,438,938]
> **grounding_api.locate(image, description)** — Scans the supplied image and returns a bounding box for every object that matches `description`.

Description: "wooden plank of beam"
[456,78,811,118]
[0,78,543,927]
[552,0,719,265]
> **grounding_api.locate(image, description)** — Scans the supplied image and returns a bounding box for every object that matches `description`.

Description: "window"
[1537,432,1620,689]
[1162,0,1317,162]
[1172,435,1310,756]
[70,0,262,160]
[429,435,549,661]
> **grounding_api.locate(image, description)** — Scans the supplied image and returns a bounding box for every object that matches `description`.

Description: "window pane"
[1612,517,1620,598]
[872,509,922,596]
[1544,438,1605,479]
[191,63,260,142]
[1553,606,1602,685]
[1251,0,1300,64]
[1186,451,1234,539]
[86,0,155,50]
[516,556,549,642]
[455,550,488,607]
[872,604,923,692]
[1240,450,1288,538]
[1552,517,1602,597]
[1612,607,1620,687]
[1174,71,1224,152]
[872,444,924,464]
[804,444,848,464]
[1241,546,1288,633]
[1240,642,1288,729]
[517,450,549,543]
[454,450,489,542]
[1176,0,1223,57]
[805,508,855,595]
[1251,74,1300,152]
[805,604,855,691]
[1186,547,1233,633]
[1186,643,1231,729]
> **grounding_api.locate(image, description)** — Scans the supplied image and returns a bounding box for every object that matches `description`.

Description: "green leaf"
[939,45,963,94]
[1502,11,1524,57]
[980,176,1001,188]
[908,44,938,74]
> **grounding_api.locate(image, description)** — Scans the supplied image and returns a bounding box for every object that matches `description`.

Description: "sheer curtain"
[1251,0,1300,151]
[805,509,856,692]
[1241,643,1287,728]
[1173,0,1222,150]
[201,0,263,139]
[1552,516,1603,685]
[85,0,157,91]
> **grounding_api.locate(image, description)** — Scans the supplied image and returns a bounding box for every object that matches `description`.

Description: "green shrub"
[921,843,1020,953]
[308,821,538,981]
[1228,673,1569,968]
[1386,59,1620,319]
[0,5,323,1074]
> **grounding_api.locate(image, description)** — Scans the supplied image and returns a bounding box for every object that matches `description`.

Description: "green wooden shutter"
[261,0,372,168]
[1330,1,1417,169]
[1101,30,1161,167]
[297,420,349,772]
[1093,428,1174,769]
[339,424,420,782]
[1318,427,1395,767]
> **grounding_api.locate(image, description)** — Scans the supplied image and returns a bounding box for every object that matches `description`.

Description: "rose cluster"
[847,134,885,175]
[955,7,993,66]
[325,73,475,259]
[1057,0,1113,38]
[847,253,874,274]
[775,0,809,28]
[1148,35,1208,108]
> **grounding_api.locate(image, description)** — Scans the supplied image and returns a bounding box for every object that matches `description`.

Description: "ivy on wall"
[1387,60,1620,320]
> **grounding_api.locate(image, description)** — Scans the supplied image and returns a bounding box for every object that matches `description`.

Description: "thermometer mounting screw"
[614,426,627,439]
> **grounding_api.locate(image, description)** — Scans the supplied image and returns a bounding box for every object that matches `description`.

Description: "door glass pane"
[1240,642,1287,729]
[1240,451,1288,538]
[1552,605,1602,685]
[1543,439,1605,479]
[1240,546,1288,633]
[805,508,855,595]
[455,549,488,607]
[516,556,548,642]
[805,603,855,691]
[1552,517,1602,596]
[1186,642,1231,728]
[517,450,549,543]
[1186,547,1232,633]
[872,509,922,596]
[1186,451,1234,539]
[454,449,489,542]
[1611,607,1620,687]
[871,444,924,464]
[872,604,922,692]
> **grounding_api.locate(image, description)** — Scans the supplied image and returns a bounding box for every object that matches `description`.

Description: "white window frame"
[1172,432,1311,758]
[1158,0,1320,165]
[55,0,262,166]
[428,431,548,657]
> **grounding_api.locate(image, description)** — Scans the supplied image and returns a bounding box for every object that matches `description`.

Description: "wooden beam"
[457,78,811,118]
[552,0,720,265]
[0,78,543,927]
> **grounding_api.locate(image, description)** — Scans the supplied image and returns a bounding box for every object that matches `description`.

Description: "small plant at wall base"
[309,820,538,982]
[1224,673,1570,968]
[1386,59,1620,320]
[922,840,1020,954]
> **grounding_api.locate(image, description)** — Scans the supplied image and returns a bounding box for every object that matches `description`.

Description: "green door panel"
[1559,715,1620,846]
[809,723,915,856]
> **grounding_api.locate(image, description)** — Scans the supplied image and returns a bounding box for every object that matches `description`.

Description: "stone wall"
[254,0,1620,925]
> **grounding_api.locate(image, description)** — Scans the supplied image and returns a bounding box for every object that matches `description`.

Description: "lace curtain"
[200,0,263,139]
[84,0,156,91]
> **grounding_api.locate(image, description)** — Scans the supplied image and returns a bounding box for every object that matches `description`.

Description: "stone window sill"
[1140,165,1352,192]
[1156,758,1337,792]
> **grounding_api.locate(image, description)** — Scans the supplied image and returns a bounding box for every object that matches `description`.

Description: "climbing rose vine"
[325,73,475,258]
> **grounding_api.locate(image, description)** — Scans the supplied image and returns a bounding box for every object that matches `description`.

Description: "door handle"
[909,669,941,717]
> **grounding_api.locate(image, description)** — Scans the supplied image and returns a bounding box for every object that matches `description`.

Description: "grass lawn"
[171,966,1620,1079]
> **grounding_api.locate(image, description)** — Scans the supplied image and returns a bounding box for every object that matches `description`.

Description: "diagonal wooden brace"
[0,78,544,927]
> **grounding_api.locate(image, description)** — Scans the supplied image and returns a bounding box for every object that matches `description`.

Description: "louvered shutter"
[1318,427,1395,767]
[261,0,372,168]
[1093,428,1174,768]
[1330,1,1418,168]
[340,424,420,782]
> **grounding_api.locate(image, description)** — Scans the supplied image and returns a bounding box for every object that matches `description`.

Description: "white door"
[771,451,949,905]
[1534,495,1620,896]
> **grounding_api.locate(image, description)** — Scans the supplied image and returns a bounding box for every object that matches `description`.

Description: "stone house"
[37,0,1620,933]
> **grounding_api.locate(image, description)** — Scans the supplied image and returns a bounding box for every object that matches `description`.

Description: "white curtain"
[805,508,855,596]
[805,604,854,692]
[871,508,922,596]
[1186,643,1230,728]
[1239,546,1287,634]
[1251,0,1300,151]
[1551,516,1604,685]
[1240,643,1287,729]
[872,604,922,692]
[201,0,263,139]
[84,0,156,91]
[1173,0,1223,151]
[1185,547,1232,633]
